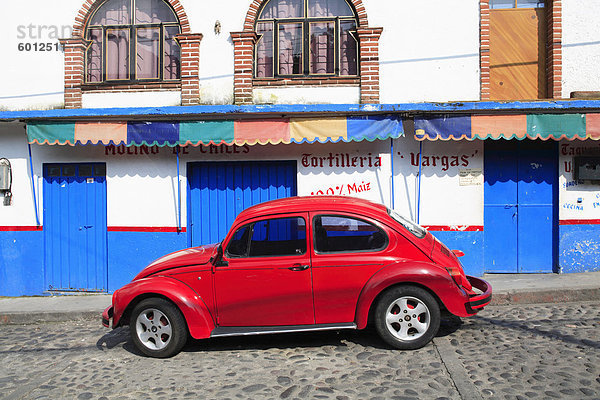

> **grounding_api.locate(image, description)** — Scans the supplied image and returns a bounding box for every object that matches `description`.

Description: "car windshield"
[387,209,427,238]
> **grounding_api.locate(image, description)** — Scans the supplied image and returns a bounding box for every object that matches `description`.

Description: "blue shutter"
[188,161,297,247]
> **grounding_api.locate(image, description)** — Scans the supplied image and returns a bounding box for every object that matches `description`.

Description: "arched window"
[85,0,181,83]
[254,0,358,78]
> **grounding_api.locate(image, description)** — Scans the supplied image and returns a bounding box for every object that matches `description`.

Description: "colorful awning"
[27,115,404,146]
[414,113,600,141]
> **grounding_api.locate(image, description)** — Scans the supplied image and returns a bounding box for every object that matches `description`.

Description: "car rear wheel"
[375,286,440,350]
[130,298,188,358]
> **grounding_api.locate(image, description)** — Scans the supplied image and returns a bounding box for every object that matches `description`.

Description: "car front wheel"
[375,286,441,350]
[130,298,188,358]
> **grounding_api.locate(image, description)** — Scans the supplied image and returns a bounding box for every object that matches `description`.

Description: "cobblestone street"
[0,301,598,400]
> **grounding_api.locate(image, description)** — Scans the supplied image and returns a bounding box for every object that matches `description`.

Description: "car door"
[310,213,392,324]
[215,213,314,326]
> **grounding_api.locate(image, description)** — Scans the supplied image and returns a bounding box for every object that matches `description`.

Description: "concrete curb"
[0,311,99,325]
[491,288,600,306]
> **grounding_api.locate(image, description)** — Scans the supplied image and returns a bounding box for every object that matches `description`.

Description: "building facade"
[1,0,599,296]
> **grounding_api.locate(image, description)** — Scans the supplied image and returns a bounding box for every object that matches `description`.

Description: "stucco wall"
[0,123,39,226]
[1,0,81,111]
[392,136,483,226]
[372,0,481,103]
[5,0,600,109]
[562,0,600,98]
[82,92,182,109]
[1,0,482,110]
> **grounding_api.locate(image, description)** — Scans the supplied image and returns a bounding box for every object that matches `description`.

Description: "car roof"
[235,196,389,223]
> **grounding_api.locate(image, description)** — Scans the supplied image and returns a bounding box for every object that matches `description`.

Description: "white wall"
[7,0,600,109]
[253,86,360,104]
[295,140,391,205]
[82,91,182,109]
[392,136,483,226]
[562,0,600,98]
[0,123,39,226]
[0,0,482,110]
[1,0,82,111]
[179,0,248,105]
[372,0,481,103]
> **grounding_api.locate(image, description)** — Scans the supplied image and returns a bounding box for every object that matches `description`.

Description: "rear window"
[313,215,387,253]
[387,209,427,239]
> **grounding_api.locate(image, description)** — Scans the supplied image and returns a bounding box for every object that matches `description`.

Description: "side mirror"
[212,243,229,267]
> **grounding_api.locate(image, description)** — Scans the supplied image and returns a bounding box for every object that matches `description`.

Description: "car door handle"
[288,264,309,271]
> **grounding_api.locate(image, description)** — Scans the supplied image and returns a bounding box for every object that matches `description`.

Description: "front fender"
[354,261,468,329]
[112,276,215,339]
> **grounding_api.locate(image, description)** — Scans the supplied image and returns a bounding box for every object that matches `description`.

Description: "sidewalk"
[0,271,599,324]
[0,293,112,324]
[484,271,600,305]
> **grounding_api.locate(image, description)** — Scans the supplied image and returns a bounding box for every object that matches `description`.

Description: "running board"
[210,323,357,338]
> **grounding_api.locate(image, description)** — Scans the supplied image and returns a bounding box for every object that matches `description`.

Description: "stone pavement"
[0,271,599,324]
[0,301,598,399]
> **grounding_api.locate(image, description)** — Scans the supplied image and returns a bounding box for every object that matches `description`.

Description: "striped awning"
[27,115,404,146]
[414,113,600,141]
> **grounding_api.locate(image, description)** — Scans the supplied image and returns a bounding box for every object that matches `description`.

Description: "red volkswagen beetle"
[103,196,491,358]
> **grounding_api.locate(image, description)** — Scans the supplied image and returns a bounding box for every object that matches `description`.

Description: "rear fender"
[112,276,215,339]
[354,261,463,329]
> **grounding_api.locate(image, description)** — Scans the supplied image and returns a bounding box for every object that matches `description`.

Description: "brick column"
[231,32,258,105]
[546,0,562,99]
[59,38,88,109]
[479,1,491,100]
[176,33,203,105]
[356,27,383,104]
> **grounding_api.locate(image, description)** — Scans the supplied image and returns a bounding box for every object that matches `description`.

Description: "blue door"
[187,161,297,247]
[484,141,557,273]
[43,164,107,291]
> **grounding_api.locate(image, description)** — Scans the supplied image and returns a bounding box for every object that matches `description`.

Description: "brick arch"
[71,0,191,37]
[242,0,369,31]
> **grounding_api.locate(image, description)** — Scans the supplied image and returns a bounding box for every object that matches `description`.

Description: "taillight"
[445,265,472,290]
[445,266,462,285]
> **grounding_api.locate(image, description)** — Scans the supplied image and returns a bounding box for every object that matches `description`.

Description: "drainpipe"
[390,138,395,210]
[417,141,423,225]
[27,142,40,227]
[176,145,182,233]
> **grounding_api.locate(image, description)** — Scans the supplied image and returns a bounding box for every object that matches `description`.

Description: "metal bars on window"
[84,0,181,83]
[254,0,358,78]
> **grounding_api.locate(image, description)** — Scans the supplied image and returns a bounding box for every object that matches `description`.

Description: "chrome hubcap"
[385,296,430,341]
[135,308,173,350]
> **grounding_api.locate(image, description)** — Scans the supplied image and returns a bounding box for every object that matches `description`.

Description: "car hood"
[133,243,219,280]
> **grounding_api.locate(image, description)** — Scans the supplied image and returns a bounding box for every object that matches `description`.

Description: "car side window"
[228,217,307,258]
[249,217,307,257]
[226,224,251,257]
[314,215,388,253]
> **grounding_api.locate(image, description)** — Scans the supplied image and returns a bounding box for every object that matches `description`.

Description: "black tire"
[130,298,188,358]
[374,286,441,350]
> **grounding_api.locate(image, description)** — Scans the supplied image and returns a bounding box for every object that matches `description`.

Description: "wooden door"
[490,8,547,100]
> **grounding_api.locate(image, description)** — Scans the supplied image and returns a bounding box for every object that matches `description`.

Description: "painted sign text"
[302,153,381,169]
[310,181,372,196]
